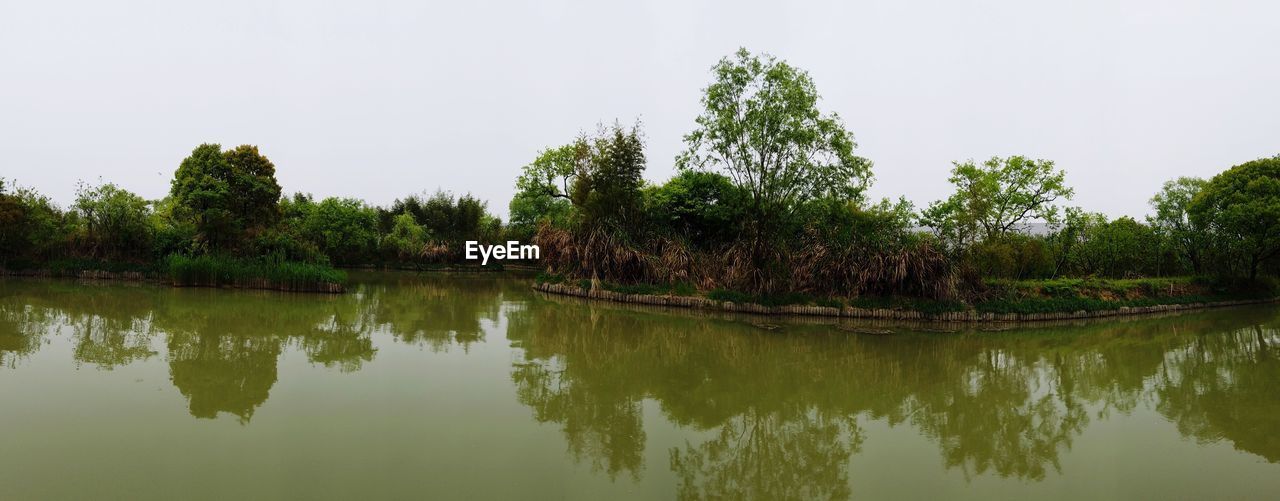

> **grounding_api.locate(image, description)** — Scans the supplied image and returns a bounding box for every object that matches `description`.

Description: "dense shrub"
[643,170,745,248]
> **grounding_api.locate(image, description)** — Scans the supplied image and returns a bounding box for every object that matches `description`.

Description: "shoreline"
[0,268,345,294]
[533,282,1279,323]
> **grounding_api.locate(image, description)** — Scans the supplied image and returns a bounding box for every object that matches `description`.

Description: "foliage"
[922,156,1073,249]
[381,212,428,262]
[381,191,501,245]
[165,253,345,290]
[1189,155,1280,279]
[169,143,282,251]
[977,276,1274,313]
[1069,216,1161,277]
[967,234,1055,280]
[301,197,379,265]
[71,181,152,259]
[508,145,578,239]
[0,180,68,264]
[571,123,647,229]
[0,178,25,260]
[677,48,872,253]
[1149,177,1208,274]
[643,170,746,247]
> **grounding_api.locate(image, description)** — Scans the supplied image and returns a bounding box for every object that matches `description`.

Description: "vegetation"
[677,48,873,273]
[921,156,1073,248]
[165,254,345,291]
[1,142,510,292]
[1189,156,1280,279]
[3,48,1277,312]
[519,48,1280,314]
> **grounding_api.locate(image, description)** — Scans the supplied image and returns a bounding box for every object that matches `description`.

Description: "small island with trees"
[3,48,1278,321]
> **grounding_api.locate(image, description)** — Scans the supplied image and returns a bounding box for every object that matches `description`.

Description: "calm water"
[2,273,1279,500]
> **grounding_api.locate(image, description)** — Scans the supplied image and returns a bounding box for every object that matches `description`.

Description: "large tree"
[170,143,282,251]
[1148,177,1208,274]
[676,48,872,252]
[1190,155,1280,279]
[921,156,1073,248]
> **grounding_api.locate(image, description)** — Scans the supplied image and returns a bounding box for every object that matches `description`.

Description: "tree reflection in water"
[507,296,1280,497]
[1,275,1278,492]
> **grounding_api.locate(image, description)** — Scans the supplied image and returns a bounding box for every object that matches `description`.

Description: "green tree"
[1148,177,1208,274]
[922,156,1073,248]
[0,178,24,261]
[643,170,746,247]
[677,48,872,255]
[170,143,282,251]
[513,144,580,204]
[381,212,428,262]
[571,123,646,229]
[0,180,67,263]
[303,197,378,265]
[1045,207,1101,278]
[1071,216,1160,277]
[72,182,153,259]
[1190,155,1280,279]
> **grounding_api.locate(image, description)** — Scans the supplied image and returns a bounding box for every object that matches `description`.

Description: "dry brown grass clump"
[534,223,960,300]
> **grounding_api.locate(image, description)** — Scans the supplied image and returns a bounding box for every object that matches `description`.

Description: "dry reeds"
[533,223,959,300]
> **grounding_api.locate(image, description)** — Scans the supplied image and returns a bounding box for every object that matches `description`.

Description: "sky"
[2,0,1277,220]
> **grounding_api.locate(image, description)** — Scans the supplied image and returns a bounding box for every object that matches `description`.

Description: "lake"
[2,272,1278,499]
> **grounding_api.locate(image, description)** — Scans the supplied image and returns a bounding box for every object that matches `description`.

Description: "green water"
[2,272,1278,500]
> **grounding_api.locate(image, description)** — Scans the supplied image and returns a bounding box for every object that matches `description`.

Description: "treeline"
[4,48,1277,301]
[0,144,507,282]
[514,48,1280,300]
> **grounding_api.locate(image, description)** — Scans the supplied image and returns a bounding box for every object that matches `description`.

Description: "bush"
[643,170,746,248]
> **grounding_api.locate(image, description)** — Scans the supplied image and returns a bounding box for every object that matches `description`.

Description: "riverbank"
[1,255,345,293]
[533,276,1279,322]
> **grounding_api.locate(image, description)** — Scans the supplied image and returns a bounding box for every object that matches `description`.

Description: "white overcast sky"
[2,0,1277,219]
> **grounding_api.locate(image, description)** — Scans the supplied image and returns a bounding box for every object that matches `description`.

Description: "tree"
[922,156,1073,248]
[571,123,646,228]
[170,143,282,251]
[512,123,647,234]
[514,144,581,203]
[0,178,24,261]
[1072,216,1160,277]
[381,212,428,262]
[303,197,379,265]
[1148,177,1208,274]
[222,145,283,228]
[643,170,746,247]
[72,182,153,259]
[1190,156,1280,279]
[0,180,67,263]
[1045,207,1102,278]
[677,48,872,254]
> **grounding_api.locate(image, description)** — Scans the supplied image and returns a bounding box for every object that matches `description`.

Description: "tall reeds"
[165,254,346,292]
[533,223,959,300]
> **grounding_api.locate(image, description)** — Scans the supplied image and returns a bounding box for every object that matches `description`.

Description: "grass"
[976,276,1277,314]
[165,254,346,291]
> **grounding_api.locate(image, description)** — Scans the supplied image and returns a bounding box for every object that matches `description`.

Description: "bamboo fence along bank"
[533,282,1280,323]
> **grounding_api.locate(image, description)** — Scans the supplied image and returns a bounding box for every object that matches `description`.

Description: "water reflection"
[1,274,1278,492]
[506,296,1280,496]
